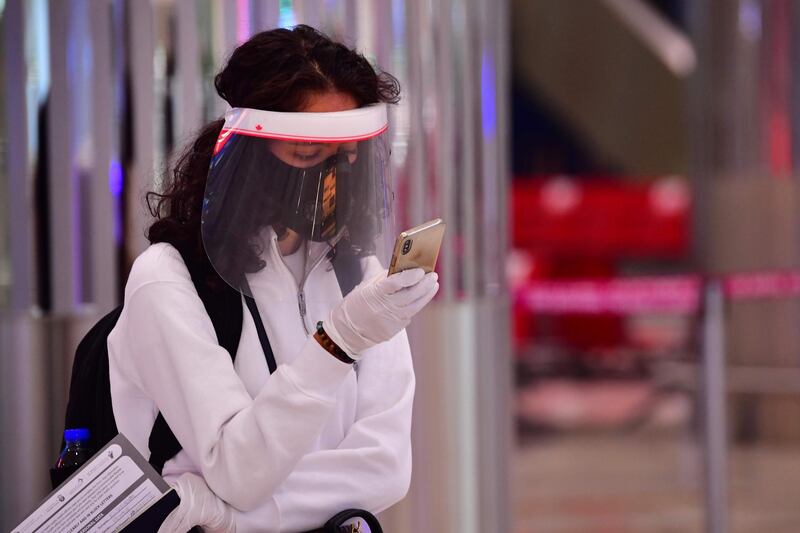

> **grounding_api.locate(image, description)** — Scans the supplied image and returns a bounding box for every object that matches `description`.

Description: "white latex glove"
[157,472,236,533]
[325,268,439,358]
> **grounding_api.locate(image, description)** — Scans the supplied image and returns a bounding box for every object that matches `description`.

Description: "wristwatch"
[314,321,355,365]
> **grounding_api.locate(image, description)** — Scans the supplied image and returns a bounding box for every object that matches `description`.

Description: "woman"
[107,25,438,532]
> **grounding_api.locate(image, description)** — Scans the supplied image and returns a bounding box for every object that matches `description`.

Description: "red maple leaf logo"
[255,124,263,131]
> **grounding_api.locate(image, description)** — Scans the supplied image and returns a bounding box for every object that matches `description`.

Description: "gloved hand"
[157,472,235,533]
[325,268,439,358]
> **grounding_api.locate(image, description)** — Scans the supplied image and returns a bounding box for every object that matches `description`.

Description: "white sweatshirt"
[107,236,414,532]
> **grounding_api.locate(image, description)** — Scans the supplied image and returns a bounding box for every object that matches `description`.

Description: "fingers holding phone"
[325,268,439,356]
[381,268,439,309]
[324,220,445,356]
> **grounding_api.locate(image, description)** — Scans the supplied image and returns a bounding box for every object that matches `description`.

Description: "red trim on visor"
[221,123,388,143]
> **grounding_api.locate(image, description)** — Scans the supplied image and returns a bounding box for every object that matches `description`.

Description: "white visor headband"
[220,103,388,143]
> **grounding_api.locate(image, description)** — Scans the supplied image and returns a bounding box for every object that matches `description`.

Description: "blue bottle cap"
[64,428,90,442]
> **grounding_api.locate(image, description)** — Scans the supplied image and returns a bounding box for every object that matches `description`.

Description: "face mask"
[263,149,353,242]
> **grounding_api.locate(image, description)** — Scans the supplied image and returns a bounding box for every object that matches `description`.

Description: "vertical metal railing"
[701,281,729,533]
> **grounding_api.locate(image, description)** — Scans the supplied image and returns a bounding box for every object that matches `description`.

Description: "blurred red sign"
[516,276,701,314]
[515,271,800,315]
[512,177,690,258]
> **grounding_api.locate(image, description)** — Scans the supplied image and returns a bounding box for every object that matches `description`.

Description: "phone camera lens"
[402,240,412,255]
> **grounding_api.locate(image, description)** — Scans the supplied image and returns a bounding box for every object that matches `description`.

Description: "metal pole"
[702,280,728,533]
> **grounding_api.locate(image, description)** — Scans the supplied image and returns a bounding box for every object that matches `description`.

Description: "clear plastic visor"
[201,104,394,298]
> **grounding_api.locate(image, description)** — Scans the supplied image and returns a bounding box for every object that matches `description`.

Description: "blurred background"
[2,1,800,532]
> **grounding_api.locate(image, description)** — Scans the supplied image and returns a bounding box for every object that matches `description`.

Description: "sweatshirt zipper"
[297,291,307,326]
[272,237,329,335]
[295,252,330,334]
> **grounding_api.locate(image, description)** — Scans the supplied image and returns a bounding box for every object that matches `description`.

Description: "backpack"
[52,243,362,488]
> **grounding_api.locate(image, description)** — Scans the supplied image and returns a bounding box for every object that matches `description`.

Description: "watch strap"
[315,321,355,365]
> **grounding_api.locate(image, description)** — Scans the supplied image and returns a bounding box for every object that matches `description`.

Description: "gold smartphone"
[388,218,446,275]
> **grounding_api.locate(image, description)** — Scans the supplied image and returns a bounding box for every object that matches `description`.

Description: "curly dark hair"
[146,25,400,289]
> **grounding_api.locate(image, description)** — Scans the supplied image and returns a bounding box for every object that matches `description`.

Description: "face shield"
[201,103,394,297]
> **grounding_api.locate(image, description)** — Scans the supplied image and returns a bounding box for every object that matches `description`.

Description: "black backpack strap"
[242,279,278,374]
[147,414,179,475]
[331,241,363,297]
[147,246,245,474]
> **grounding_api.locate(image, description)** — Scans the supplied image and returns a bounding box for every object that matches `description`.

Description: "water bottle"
[54,428,94,471]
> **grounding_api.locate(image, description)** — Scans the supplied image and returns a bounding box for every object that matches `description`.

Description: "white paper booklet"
[12,433,179,533]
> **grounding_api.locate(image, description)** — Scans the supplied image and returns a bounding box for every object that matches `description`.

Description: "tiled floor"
[512,433,800,533]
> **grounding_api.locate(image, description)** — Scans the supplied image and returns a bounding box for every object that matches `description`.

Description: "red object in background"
[511,176,692,354]
[511,254,626,352]
[512,177,690,258]
[554,261,624,351]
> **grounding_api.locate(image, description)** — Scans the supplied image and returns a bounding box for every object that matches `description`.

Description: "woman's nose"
[340,141,358,163]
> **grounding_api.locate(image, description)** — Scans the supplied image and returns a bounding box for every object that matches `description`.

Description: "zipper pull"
[298,290,307,318]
